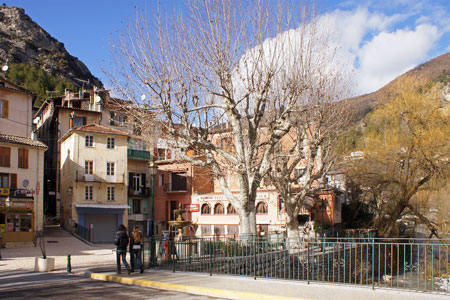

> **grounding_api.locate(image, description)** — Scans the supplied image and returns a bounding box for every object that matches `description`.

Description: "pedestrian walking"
[114,224,131,274]
[130,226,144,273]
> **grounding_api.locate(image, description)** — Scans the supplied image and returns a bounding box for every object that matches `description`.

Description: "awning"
[75,204,130,209]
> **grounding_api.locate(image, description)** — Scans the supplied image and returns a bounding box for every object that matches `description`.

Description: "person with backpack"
[129,226,144,273]
[114,224,131,274]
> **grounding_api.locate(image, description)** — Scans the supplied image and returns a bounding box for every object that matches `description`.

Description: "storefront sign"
[183,204,200,212]
[198,192,269,202]
[0,188,9,196]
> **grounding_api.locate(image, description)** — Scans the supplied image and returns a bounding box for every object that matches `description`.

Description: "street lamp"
[148,161,158,267]
[319,197,328,252]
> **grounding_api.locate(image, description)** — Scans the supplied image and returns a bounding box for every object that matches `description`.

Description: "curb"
[89,272,315,300]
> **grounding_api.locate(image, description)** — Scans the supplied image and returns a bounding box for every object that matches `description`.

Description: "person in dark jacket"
[129,226,144,273]
[114,224,131,274]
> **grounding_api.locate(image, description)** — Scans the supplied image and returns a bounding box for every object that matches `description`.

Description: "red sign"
[183,204,199,212]
[36,182,40,195]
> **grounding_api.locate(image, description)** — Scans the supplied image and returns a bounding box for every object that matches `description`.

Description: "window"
[18,148,29,169]
[256,201,268,214]
[85,160,93,175]
[227,225,239,235]
[159,174,164,187]
[171,172,187,191]
[214,225,225,235]
[132,199,141,214]
[85,135,93,147]
[0,173,9,188]
[85,185,93,200]
[214,203,224,215]
[107,162,115,176]
[227,204,237,215]
[107,137,115,149]
[107,186,115,201]
[201,225,212,236]
[0,147,10,167]
[110,112,125,126]
[201,203,211,215]
[73,116,86,127]
[0,99,9,118]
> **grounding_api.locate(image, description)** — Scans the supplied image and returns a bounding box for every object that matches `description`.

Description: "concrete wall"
[60,131,129,227]
[0,84,33,138]
[0,143,46,231]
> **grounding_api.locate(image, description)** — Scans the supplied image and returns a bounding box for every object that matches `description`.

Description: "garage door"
[85,214,117,243]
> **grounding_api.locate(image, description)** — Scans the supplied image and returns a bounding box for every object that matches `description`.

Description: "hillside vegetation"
[7,63,77,107]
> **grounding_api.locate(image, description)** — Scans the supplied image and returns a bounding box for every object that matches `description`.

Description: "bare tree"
[268,70,353,240]
[109,0,340,236]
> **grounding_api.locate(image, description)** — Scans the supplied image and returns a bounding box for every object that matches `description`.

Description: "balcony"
[75,171,124,183]
[127,149,151,161]
[163,183,188,193]
[128,187,150,197]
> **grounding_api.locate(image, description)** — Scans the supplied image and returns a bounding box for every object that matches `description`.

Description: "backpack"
[114,231,129,248]
[119,233,129,248]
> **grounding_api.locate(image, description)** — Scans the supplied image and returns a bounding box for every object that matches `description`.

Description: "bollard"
[67,254,72,273]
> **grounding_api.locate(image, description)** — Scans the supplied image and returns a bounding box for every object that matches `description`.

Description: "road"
[0,270,229,300]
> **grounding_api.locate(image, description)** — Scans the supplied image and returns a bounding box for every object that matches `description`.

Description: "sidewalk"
[88,269,448,300]
[0,226,115,274]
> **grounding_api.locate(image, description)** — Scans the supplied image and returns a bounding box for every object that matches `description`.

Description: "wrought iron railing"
[73,223,91,242]
[142,236,450,294]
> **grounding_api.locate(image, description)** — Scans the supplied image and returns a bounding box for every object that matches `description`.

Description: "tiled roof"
[74,124,130,136]
[0,76,36,96]
[0,133,47,148]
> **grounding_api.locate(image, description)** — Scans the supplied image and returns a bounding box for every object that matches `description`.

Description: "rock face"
[0,6,103,88]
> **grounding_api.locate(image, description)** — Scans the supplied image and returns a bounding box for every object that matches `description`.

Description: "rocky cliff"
[0,6,102,88]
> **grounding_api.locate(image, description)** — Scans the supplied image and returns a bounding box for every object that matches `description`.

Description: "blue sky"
[5,0,450,95]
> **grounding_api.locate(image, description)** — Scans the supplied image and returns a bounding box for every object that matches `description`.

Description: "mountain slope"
[343,52,450,117]
[0,6,102,88]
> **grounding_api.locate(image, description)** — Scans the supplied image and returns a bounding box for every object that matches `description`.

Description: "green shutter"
[128,198,133,214]
[142,199,148,214]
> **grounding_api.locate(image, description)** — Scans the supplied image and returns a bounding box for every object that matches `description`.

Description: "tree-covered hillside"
[7,63,77,107]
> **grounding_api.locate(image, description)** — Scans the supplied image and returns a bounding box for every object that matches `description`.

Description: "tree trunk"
[380,202,407,237]
[239,207,256,238]
[286,216,300,242]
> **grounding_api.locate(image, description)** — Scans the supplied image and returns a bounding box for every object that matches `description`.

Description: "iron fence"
[142,235,450,294]
[73,223,91,242]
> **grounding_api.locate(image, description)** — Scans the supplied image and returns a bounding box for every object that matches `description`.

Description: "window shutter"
[128,172,134,190]
[82,116,87,125]
[153,148,158,160]
[167,149,171,159]
[142,199,148,214]
[128,198,133,214]
[110,112,114,125]
[24,149,28,168]
[10,173,17,189]
[141,173,146,189]
[3,100,8,118]
[0,147,11,167]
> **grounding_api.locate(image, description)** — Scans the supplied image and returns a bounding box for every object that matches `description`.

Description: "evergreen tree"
[6,63,77,107]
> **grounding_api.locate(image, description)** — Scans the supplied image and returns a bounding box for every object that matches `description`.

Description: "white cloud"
[357,24,441,93]
[316,4,447,95]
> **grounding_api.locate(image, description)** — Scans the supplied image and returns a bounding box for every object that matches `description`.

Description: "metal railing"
[73,223,91,242]
[142,236,450,294]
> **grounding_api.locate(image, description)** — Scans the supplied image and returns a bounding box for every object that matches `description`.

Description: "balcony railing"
[75,171,124,183]
[127,149,151,160]
[128,187,150,197]
[163,183,188,193]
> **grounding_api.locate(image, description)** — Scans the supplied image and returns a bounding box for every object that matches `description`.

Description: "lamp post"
[320,197,328,252]
[148,161,158,267]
